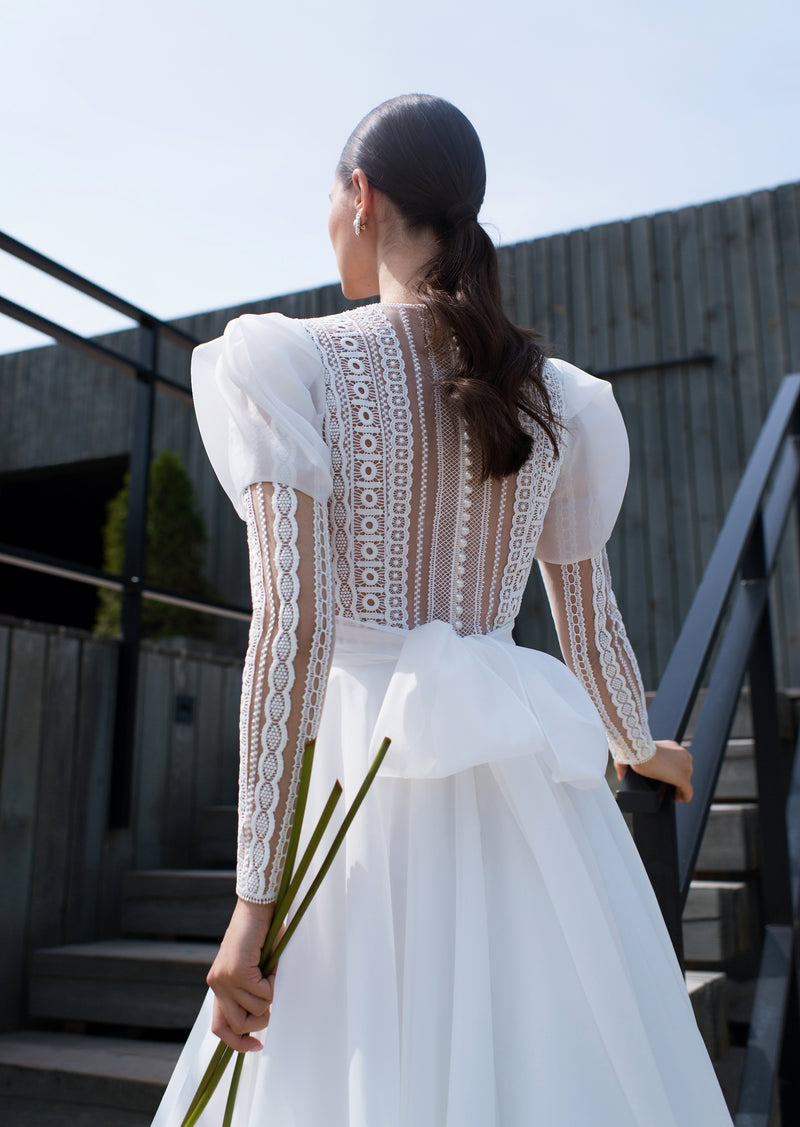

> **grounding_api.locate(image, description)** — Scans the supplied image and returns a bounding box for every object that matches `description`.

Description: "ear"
[351,168,373,217]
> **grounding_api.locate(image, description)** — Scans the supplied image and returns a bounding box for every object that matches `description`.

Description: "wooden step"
[123,870,235,939]
[712,739,757,801]
[683,880,759,964]
[695,803,760,873]
[686,970,729,1061]
[29,940,216,1031]
[0,1030,180,1126]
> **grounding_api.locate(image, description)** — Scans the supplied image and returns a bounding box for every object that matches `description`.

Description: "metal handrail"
[0,542,251,620]
[617,373,800,1124]
[1,232,204,826]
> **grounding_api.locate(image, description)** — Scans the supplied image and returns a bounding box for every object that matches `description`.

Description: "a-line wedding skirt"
[152,617,733,1126]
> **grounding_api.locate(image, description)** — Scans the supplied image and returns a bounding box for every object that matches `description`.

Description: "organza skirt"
[152,617,732,1126]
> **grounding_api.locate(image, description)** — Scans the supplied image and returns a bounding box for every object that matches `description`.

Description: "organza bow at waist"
[333,617,608,788]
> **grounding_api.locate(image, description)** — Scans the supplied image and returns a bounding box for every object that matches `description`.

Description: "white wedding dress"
[152,303,733,1125]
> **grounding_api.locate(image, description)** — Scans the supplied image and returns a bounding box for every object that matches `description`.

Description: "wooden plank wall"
[503,184,800,687]
[172,182,800,686]
[0,617,242,1031]
[1,183,798,684]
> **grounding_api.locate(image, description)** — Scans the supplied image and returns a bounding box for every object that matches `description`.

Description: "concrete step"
[695,803,760,873]
[123,870,235,939]
[0,1030,180,1126]
[686,970,729,1062]
[683,879,760,964]
[29,940,216,1031]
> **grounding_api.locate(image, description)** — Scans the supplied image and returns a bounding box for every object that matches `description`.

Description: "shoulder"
[544,357,618,425]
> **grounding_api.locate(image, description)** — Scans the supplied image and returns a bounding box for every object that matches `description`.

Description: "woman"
[153,95,732,1125]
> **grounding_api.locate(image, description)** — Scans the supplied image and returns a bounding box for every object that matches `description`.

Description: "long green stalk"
[258,779,342,970]
[181,1040,228,1123]
[181,1045,234,1127]
[274,741,315,910]
[179,736,391,1127]
[268,737,391,967]
[222,1052,245,1127]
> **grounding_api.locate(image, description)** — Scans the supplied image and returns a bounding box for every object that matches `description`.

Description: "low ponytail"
[337,94,561,479]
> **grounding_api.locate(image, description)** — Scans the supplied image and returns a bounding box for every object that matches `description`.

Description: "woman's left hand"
[206,898,279,1052]
[614,739,694,803]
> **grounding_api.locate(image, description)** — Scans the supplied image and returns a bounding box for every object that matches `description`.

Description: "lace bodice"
[306,304,565,636]
[192,303,656,904]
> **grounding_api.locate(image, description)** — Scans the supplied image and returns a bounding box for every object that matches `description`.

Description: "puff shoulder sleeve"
[535,358,629,565]
[191,312,332,517]
[537,359,656,764]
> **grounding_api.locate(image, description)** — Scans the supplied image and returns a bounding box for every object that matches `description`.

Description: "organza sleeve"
[535,359,629,565]
[191,314,335,903]
[191,312,332,515]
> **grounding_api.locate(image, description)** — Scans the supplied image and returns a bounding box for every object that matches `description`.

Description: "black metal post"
[618,773,684,965]
[108,328,158,827]
[632,791,684,966]
[743,520,794,929]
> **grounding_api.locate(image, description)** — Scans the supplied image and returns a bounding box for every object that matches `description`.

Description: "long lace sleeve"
[237,482,334,904]
[538,549,656,765]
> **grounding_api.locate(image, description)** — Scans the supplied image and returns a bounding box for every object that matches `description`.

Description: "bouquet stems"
[180,736,391,1126]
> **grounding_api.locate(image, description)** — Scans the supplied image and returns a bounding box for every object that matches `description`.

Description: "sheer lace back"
[304,304,564,637]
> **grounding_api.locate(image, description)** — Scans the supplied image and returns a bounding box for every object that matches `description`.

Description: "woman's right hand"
[615,739,694,803]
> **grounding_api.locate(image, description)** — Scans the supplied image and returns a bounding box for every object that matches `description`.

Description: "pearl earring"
[353,211,366,237]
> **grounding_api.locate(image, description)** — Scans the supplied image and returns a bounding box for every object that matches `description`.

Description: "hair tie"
[444,202,479,229]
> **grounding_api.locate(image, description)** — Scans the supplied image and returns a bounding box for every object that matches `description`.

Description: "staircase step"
[695,803,760,872]
[123,870,235,939]
[683,880,759,964]
[712,739,757,801]
[0,1030,180,1126]
[686,970,729,1061]
[29,940,216,1031]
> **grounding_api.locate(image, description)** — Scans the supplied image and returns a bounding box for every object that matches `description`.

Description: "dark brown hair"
[337,93,560,478]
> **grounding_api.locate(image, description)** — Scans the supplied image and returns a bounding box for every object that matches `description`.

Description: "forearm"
[237,482,334,904]
[539,550,656,764]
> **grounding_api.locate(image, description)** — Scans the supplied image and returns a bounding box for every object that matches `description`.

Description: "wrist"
[235,897,276,921]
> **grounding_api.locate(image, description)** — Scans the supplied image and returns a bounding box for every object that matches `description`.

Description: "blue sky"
[1,0,798,353]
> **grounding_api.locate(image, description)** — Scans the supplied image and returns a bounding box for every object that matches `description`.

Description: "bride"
[153,94,732,1125]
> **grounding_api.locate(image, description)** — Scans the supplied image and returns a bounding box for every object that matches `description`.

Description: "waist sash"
[333,617,608,787]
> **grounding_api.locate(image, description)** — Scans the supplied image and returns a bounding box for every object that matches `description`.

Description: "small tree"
[95,449,218,640]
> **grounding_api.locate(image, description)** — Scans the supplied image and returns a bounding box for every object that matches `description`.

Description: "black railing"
[617,373,800,1125]
[0,232,250,827]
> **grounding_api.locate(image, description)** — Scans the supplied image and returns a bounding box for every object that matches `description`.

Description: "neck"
[375,225,439,304]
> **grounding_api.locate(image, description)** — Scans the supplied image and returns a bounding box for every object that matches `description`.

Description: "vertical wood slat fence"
[2,183,799,687]
[0,617,241,1031]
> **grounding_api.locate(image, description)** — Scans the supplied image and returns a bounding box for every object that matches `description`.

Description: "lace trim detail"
[237,485,334,903]
[559,550,656,764]
[304,307,412,628]
[496,364,565,627]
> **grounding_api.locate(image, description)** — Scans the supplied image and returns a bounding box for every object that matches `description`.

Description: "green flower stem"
[267,738,391,969]
[259,780,343,971]
[180,1044,234,1127]
[182,1039,227,1122]
[180,736,391,1127]
[274,741,315,911]
[222,1052,245,1127]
